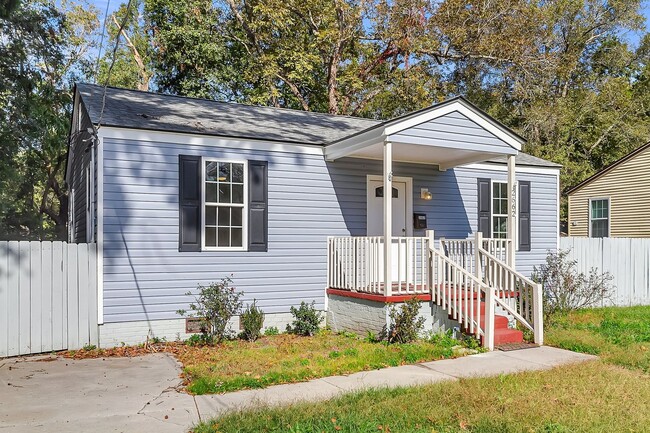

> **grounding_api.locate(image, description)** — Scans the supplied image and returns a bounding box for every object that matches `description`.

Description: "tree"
[96,0,152,90]
[0,0,98,239]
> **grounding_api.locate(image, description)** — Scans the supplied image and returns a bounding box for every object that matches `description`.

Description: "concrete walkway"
[1,346,596,433]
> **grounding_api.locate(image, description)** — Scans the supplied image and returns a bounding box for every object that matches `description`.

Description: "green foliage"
[532,250,615,321]
[546,306,650,373]
[239,300,265,342]
[177,277,243,343]
[285,301,323,336]
[82,344,97,351]
[0,0,98,240]
[264,326,279,336]
[186,333,213,346]
[383,297,426,344]
[181,330,470,394]
[3,0,650,235]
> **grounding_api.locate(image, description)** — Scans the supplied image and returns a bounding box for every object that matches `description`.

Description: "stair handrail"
[426,231,495,347]
[475,233,543,346]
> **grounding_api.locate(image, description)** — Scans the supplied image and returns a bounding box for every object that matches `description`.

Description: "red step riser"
[481,328,524,345]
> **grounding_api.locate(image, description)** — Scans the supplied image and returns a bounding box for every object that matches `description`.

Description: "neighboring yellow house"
[567,141,650,237]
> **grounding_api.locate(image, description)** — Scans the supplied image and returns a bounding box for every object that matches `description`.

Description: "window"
[202,160,247,249]
[590,198,609,238]
[375,186,399,198]
[492,182,509,239]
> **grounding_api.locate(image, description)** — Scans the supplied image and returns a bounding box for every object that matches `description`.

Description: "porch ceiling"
[344,141,508,170]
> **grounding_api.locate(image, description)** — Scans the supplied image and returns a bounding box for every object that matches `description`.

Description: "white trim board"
[99,126,325,156]
[96,130,105,325]
[384,101,523,151]
[462,162,561,176]
[325,100,524,161]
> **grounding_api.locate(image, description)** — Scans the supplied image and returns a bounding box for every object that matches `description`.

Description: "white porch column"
[383,140,393,296]
[507,155,517,268]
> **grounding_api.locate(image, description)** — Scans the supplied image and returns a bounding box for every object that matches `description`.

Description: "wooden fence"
[0,241,98,357]
[560,237,650,306]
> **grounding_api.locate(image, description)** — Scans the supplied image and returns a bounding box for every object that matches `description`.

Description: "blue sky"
[89,0,650,47]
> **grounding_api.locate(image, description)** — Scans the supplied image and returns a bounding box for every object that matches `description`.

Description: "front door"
[367,177,411,284]
[367,179,408,236]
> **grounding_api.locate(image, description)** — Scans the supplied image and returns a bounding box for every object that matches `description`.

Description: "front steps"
[443,292,524,345]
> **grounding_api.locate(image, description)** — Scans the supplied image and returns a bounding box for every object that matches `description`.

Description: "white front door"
[367,177,411,284]
[367,179,408,237]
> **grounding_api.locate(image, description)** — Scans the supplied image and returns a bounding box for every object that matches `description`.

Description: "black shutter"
[518,180,531,252]
[477,178,491,237]
[179,155,201,252]
[248,160,268,252]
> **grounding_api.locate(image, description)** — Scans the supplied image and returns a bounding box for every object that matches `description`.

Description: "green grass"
[545,306,650,372]
[179,330,473,394]
[193,306,650,432]
[194,361,650,433]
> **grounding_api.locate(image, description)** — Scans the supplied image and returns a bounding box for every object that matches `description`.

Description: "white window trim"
[201,157,248,251]
[490,180,518,250]
[588,197,610,238]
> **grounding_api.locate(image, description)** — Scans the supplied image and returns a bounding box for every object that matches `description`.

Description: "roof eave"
[566,140,650,195]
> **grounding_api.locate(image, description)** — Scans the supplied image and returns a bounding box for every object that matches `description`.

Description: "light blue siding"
[101,137,557,323]
[388,111,517,155]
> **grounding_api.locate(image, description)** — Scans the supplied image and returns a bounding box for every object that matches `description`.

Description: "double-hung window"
[478,178,530,251]
[589,198,609,238]
[203,160,247,249]
[492,182,509,239]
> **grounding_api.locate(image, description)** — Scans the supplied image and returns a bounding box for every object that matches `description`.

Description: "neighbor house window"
[589,198,609,238]
[203,160,247,249]
[492,182,508,239]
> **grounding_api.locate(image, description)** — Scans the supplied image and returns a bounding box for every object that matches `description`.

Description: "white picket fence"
[0,241,98,357]
[560,237,650,306]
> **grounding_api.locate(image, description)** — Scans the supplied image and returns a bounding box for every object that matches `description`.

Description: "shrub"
[177,277,244,344]
[383,297,426,343]
[186,333,212,346]
[264,326,279,336]
[286,301,323,336]
[532,249,614,321]
[240,300,265,342]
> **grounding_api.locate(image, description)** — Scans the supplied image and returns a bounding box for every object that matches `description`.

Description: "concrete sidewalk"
[1,346,596,433]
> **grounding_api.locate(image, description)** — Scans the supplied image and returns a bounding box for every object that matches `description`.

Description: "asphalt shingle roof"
[77,83,379,145]
[77,83,560,168]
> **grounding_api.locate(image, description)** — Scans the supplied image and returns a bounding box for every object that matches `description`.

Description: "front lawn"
[545,305,650,372]
[193,306,650,432]
[65,330,477,394]
[195,361,650,433]
[178,331,474,394]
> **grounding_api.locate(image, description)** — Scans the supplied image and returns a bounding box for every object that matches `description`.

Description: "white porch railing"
[326,231,543,349]
[327,236,430,295]
[440,237,512,275]
[430,242,488,340]
[476,239,543,345]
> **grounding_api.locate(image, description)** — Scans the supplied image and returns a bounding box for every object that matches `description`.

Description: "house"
[567,141,650,238]
[66,84,559,349]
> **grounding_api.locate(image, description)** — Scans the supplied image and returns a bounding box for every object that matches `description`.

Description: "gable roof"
[76,83,379,145]
[566,141,650,194]
[75,83,559,167]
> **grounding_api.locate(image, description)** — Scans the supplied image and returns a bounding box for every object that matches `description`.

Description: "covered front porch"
[323,98,543,349]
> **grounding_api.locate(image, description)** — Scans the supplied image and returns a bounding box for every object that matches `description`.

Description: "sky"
[88,0,650,51]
